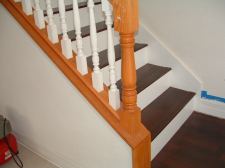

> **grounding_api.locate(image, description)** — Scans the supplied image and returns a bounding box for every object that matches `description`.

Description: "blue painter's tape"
[201,90,225,103]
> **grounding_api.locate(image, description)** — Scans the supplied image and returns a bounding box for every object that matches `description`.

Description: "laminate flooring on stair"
[153,112,225,168]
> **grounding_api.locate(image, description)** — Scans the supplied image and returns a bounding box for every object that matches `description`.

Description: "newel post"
[120,32,141,134]
[111,0,151,168]
[112,0,140,134]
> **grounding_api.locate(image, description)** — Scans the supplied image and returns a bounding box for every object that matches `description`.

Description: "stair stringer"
[0,1,150,168]
[0,3,133,168]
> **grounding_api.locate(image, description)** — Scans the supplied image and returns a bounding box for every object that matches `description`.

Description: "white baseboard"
[195,98,225,119]
[16,133,77,168]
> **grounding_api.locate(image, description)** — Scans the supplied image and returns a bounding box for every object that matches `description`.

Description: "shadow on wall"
[1,106,32,138]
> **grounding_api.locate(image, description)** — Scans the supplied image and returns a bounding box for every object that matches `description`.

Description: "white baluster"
[46,0,59,43]
[102,0,120,110]
[21,0,32,15]
[73,0,88,75]
[34,0,45,29]
[58,0,73,59]
[88,0,103,92]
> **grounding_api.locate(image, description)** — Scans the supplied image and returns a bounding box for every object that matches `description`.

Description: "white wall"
[0,5,132,168]
[139,0,225,98]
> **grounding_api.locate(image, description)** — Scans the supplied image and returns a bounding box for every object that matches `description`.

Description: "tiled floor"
[1,145,59,168]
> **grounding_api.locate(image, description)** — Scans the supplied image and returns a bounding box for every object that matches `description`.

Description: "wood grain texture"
[1,1,151,168]
[142,87,195,140]
[118,32,150,168]
[119,33,141,133]
[111,0,139,33]
[153,112,225,168]
[110,0,151,166]
[133,133,151,168]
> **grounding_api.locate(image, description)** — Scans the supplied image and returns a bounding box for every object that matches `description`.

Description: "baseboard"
[16,132,77,168]
[195,97,225,119]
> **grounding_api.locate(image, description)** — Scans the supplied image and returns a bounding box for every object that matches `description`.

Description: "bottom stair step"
[142,87,195,140]
[152,112,225,168]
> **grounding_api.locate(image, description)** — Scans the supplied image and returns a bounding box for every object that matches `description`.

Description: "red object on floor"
[0,133,18,165]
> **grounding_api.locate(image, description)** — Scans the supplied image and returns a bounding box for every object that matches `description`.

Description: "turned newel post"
[120,33,137,111]
[112,0,141,134]
[120,33,141,134]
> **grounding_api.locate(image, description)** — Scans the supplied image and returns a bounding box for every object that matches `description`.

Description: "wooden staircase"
[1,0,197,167]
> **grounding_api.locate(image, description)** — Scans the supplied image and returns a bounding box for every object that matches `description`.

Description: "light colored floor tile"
[1,145,59,168]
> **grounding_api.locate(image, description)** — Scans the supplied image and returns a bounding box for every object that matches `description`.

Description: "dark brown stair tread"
[87,43,148,69]
[152,112,225,168]
[117,63,171,95]
[141,87,195,140]
[43,1,102,16]
[66,21,108,41]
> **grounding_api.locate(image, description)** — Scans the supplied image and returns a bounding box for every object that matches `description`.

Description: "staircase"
[1,0,197,167]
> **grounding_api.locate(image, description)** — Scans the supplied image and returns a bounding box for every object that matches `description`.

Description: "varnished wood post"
[111,0,140,135]
[111,0,151,167]
[120,33,141,134]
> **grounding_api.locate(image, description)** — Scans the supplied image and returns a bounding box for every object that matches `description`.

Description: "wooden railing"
[6,0,151,167]
[19,0,139,112]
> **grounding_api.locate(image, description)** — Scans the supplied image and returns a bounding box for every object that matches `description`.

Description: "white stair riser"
[102,46,149,86]
[151,97,195,160]
[72,30,120,59]
[138,71,171,110]
[44,4,104,34]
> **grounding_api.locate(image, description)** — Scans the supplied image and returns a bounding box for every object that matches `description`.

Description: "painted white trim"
[151,97,195,160]
[16,135,75,168]
[195,97,225,119]
[139,21,203,87]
